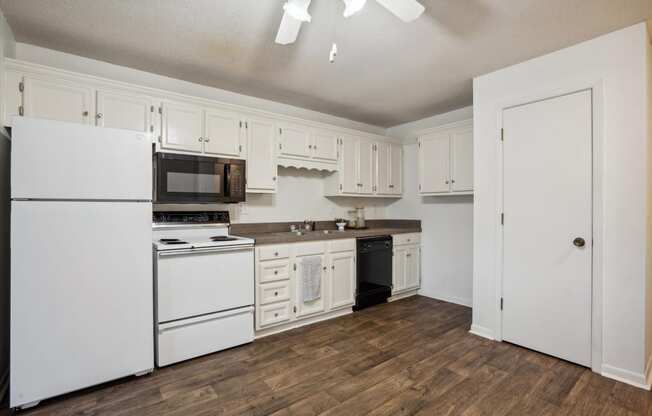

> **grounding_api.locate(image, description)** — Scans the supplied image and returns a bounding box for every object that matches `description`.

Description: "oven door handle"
[158,245,254,256]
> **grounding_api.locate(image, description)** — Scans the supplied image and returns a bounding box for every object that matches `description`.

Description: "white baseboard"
[602,363,651,390]
[420,292,472,308]
[469,324,494,340]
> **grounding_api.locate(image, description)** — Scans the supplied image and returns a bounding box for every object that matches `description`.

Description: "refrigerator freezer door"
[11,117,151,200]
[10,201,153,408]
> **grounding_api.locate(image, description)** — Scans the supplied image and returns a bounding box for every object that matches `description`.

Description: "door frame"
[493,80,604,372]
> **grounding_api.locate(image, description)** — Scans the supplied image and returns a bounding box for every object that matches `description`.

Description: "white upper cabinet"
[450,127,473,192]
[311,129,339,162]
[357,140,374,195]
[419,132,450,193]
[203,107,244,158]
[389,143,403,195]
[277,124,339,170]
[161,100,203,153]
[418,120,473,195]
[245,116,277,193]
[4,70,23,126]
[339,136,358,194]
[96,89,153,133]
[23,76,94,125]
[325,135,402,198]
[278,122,311,159]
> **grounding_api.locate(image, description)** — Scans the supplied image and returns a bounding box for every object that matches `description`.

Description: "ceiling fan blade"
[374,0,425,22]
[275,0,312,45]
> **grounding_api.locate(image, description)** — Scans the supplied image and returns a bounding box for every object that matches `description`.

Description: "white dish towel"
[301,256,322,303]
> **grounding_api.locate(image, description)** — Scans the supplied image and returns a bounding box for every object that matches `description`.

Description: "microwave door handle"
[224,163,231,197]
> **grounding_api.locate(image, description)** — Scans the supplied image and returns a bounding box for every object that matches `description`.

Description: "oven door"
[155,153,227,203]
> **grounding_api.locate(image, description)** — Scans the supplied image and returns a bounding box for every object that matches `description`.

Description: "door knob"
[573,237,586,248]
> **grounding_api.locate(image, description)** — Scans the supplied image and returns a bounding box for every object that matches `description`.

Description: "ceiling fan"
[275,0,426,45]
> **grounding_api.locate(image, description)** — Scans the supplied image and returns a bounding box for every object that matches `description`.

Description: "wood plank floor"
[8,296,652,415]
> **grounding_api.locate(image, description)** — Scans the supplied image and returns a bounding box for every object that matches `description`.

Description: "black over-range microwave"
[153,153,246,204]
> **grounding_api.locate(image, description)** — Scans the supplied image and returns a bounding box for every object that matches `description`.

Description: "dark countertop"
[231,219,421,246]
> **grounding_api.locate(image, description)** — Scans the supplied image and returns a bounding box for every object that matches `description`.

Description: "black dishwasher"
[354,236,393,310]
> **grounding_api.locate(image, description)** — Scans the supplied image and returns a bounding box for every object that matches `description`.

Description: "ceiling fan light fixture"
[342,0,367,18]
[283,1,312,22]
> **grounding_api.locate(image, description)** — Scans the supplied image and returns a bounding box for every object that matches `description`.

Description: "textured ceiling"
[1,0,651,127]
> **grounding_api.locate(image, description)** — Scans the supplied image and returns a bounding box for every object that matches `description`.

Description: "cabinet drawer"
[259,302,291,327]
[393,233,421,246]
[259,259,291,283]
[329,239,355,253]
[258,245,290,261]
[259,281,291,305]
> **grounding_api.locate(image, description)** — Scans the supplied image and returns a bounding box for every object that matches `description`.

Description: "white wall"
[473,23,651,388]
[232,167,389,223]
[386,107,474,306]
[0,7,14,400]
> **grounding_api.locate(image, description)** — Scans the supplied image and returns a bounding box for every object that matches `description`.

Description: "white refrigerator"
[10,118,154,409]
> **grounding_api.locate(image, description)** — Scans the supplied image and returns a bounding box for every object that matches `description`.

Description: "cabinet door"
[375,142,391,194]
[278,122,311,159]
[451,127,473,192]
[204,107,243,158]
[419,132,450,193]
[404,246,421,290]
[4,70,22,126]
[295,255,327,318]
[246,117,277,193]
[357,140,374,195]
[330,251,355,309]
[311,129,338,162]
[340,136,358,194]
[389,143,403,195]
[161,100,203,153]
[392,247,407,293]
[96,89,152,132]
[23,76,93,125]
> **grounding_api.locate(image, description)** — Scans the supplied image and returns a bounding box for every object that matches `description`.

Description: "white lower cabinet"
[392,233,421,295]
[255,239,356,332]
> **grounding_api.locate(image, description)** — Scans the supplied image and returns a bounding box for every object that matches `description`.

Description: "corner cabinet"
[255,239,356,335]
[418,119,473,196]
[324,135,403,198]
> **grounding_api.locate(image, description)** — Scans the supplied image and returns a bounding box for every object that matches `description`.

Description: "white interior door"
[502,90,592,367]
[96,89,152,133]
[451,127,473,192]
[203,108,243,157]
[419,132,450,193]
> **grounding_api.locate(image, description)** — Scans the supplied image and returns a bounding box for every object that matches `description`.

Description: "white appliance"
[10,118,154,409]
[152,211,255,366]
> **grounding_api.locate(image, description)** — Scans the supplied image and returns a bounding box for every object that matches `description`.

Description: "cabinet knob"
[389,185,394,188]
[204,138,210,143]
[198,137,203,142]
[273,176,277,181]
[274,252,279,256]
[274,291,279,296]
[314,146,317,150]
[451,179,455,183]
[82,111,89,117]
[332,265,335,270]
[274,313,279,317]
[323,266,327,271]
[96,113,103,119]
[309,145,312,149]
[274,270,278,275]
[445,180,449,184]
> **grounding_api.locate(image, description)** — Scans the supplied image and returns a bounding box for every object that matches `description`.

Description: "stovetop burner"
[210,236,238,242]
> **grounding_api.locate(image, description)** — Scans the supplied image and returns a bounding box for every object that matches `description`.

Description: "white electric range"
[153,211,255,366]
